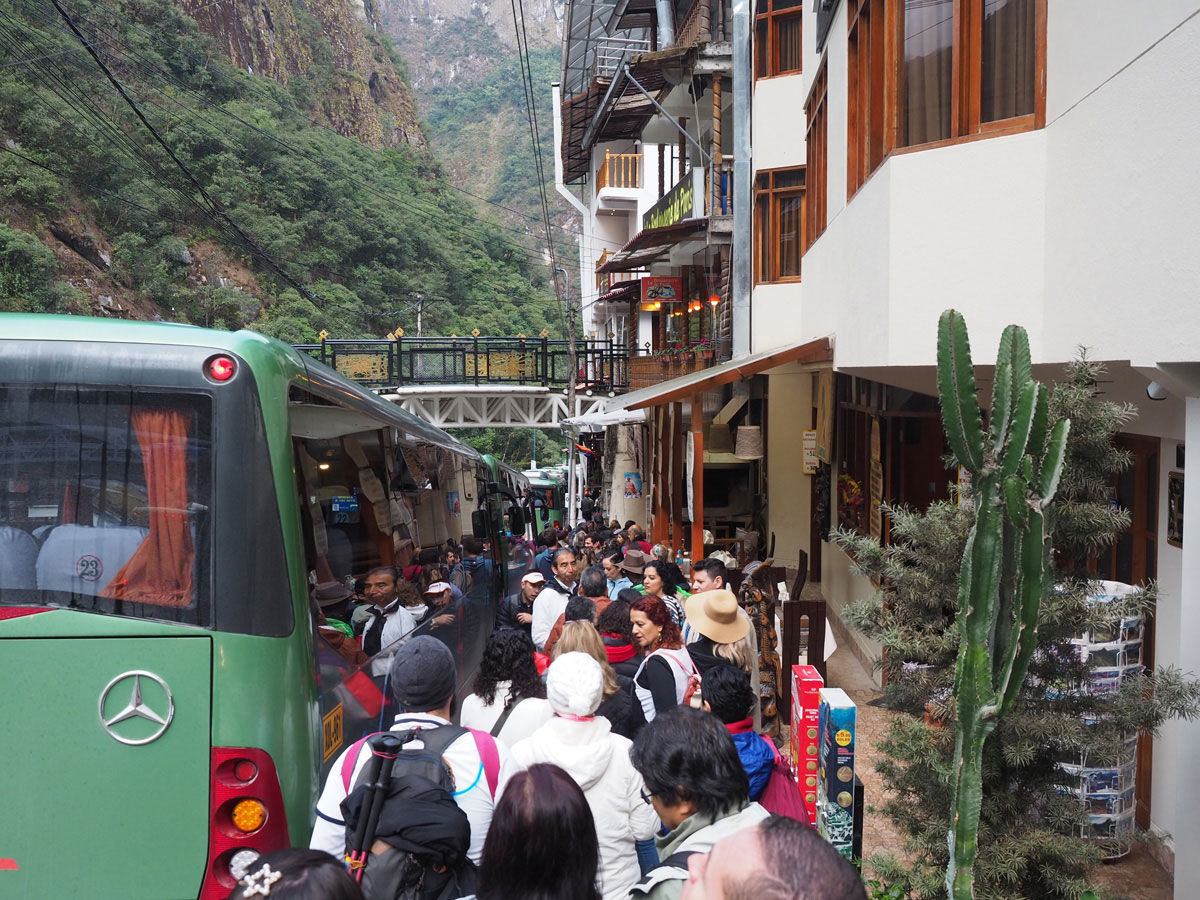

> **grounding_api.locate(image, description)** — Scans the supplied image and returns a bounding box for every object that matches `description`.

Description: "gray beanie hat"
[546,651,604,718]
[388,635,457,711]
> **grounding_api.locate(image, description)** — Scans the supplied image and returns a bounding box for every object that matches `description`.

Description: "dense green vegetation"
[421,19,571,270]
[0,0,564,340]
[450,426,568,470]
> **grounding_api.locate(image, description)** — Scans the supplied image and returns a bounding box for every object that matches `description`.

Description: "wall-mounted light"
[318,462,331,470]
[1147,381,1169,401]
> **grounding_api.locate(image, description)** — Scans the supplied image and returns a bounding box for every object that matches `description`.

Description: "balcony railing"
[708,159,734,216]
[628,349,716,390]
[294,336,632,391]
[671,0,712,50]
[596,150,643,191]
[594,37,652,79]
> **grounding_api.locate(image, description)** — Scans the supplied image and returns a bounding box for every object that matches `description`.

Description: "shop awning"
[597,219,709,273]
[609,337,834,410]
[595,280,641,304]
[562,407,648,432]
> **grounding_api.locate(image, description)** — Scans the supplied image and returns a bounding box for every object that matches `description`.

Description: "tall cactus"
[937,310,1069,900]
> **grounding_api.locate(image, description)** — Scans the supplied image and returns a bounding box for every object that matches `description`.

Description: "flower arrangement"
[838,473,864,513]
[650,339,712,360]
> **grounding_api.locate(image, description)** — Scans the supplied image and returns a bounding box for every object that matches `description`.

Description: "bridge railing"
[294,336,634,392]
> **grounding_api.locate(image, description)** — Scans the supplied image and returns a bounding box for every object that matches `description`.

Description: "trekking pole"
[346,732,406,881]
[350,733,406,883]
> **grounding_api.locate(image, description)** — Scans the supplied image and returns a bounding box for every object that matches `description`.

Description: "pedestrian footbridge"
[294,335,630,428]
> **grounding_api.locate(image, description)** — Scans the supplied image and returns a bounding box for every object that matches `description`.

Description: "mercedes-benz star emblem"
[98,671,175,746]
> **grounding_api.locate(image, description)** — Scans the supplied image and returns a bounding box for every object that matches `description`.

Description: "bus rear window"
[0,386,212,625]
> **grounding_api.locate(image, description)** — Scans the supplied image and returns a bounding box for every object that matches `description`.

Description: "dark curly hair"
[644,560,686,599]
[596,597,634,642]
[700,664,755,724]
[630,594,682,649]
[472,628,546,706]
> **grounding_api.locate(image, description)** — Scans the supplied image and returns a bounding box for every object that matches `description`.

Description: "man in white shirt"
[359,566,417,657]
[531,547,577,650]
[311,636,516,865]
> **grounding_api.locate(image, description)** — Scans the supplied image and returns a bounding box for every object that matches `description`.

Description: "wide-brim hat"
[311,581,353,608]
[685,589,749,645]
[621,548,649,574]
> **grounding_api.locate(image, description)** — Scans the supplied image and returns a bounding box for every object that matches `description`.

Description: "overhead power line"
[30,0,590,242]
[0,5,567,324]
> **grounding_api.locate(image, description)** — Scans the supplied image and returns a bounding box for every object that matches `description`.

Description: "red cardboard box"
[790,665,824,825]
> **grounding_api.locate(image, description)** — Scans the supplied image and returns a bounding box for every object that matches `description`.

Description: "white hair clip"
[241,863,283,897]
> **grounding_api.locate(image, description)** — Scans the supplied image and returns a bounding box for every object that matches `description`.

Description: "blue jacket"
[607,576,633,600]
[535,548,556,583]
[727,720,776,801]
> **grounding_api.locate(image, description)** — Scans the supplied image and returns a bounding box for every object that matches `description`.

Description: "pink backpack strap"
[466,728,501,799]
[340,732,386,792]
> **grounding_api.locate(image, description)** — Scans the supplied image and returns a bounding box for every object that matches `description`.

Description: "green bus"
[522,467,567,534]
[0,314,526,898]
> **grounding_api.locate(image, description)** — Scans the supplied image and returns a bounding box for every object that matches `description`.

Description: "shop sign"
[640,276,683,307]
[802,430,819,474]
[643,167,705,231]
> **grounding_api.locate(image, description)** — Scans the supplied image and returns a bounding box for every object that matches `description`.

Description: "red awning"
[596,280,641,304]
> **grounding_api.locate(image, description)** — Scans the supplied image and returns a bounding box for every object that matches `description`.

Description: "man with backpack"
[310,636,515,874]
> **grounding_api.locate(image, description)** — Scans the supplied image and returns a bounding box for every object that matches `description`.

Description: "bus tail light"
[206,355,237,382]
[199,747,290,899]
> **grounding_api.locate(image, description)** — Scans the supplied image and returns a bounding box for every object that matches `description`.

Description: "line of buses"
[0,315,542,898]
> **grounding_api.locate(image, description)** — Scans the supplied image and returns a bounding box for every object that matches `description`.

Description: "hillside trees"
[0,0,564,340]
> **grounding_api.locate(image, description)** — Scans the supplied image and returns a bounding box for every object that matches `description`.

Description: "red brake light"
[199,748,290,899]
[207,356,236,382]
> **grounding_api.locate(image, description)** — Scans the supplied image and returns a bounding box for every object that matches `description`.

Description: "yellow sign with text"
[322,703,344,763]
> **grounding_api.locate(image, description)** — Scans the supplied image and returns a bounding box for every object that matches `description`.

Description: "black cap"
[388,636,457,712]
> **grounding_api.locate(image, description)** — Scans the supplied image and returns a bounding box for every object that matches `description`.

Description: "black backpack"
[341,726,479,900]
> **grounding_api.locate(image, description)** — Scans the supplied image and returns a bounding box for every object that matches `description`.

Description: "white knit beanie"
[546,651,604,718]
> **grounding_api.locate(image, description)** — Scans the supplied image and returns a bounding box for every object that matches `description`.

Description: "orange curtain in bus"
[101,409,195,607]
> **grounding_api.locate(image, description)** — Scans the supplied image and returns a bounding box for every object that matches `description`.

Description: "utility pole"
[556,265,579,525]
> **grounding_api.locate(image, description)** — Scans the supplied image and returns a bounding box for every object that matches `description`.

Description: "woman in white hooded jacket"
[509,652,659,900]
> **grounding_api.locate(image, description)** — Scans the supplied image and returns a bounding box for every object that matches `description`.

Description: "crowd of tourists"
[229,522,864,900]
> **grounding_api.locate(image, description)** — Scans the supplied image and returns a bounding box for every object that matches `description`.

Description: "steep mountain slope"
[182,0,424,148]
[376,0,578,260]
[0,0,562,340]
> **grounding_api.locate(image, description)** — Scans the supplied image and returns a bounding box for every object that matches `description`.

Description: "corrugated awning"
[609,337,834,410]
[563,407,648,431]
[596,280,641,304]
[560,66,668,184]
[597,219,709,273]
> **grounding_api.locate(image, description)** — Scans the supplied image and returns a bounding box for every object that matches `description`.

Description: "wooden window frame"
[844,0,1047,199]
[846,0,888,198]
[754,167,806,284]
[755,0,803,80]
[803,59,828,254]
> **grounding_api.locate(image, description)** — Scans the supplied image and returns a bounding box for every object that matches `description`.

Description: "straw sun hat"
[684,589,750,645]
